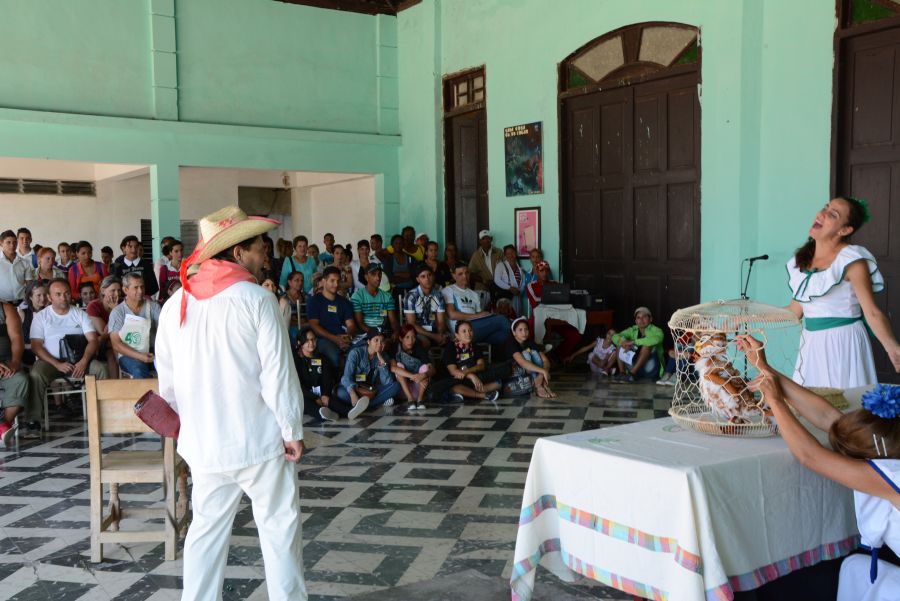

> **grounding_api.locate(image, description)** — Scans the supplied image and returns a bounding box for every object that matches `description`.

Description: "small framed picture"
[514,207,541,258]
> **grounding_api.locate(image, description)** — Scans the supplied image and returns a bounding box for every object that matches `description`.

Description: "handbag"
[59,334,88,364]
[134,390,180,439]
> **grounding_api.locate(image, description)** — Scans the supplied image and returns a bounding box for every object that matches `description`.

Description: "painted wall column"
[150,163,180,262]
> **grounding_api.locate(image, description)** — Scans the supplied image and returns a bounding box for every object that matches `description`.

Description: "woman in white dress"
[737,336,900,601]
[786,197,900,387]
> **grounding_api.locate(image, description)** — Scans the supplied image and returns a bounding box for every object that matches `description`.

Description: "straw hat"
[187,206,280,265]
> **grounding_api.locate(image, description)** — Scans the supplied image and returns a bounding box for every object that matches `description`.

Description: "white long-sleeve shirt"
[155,281,304,474]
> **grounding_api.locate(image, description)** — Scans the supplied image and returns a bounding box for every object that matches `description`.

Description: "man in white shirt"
[16,228,37,268]
[442,264,510,346]
[28,278,108,425]
[467,229,502,291]
[0,230,29,302]
[156,206,307,601]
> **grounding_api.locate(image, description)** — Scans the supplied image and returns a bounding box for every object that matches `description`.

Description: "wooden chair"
[86,376,189,562]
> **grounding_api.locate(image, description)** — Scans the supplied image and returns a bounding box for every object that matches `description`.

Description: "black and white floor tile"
[0,373,674,600]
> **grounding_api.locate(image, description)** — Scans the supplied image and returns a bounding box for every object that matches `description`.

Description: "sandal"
[535,386,552,399]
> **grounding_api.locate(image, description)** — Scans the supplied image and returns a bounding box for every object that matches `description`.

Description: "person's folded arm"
[634,326,663,347]
[256,294,304,441]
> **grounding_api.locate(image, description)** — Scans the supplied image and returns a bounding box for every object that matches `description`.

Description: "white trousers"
[182,455,307,601]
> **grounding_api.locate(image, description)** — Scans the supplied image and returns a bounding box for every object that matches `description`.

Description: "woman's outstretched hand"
[735,334,772,374]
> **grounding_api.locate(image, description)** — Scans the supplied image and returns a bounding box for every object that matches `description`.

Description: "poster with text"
[515,207,540,258]
[504,122,543,196]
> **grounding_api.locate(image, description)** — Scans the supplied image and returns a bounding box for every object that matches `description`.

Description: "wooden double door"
[445,109,489,260]
[562,70,701,328]
[836,24,900,383]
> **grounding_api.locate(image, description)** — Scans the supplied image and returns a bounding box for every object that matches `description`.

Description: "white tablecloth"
[510,391,868,601]
[532,304,586,344]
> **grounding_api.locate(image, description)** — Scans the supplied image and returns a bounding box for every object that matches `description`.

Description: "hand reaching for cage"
[748,372,784,406]
[734,334,773,375]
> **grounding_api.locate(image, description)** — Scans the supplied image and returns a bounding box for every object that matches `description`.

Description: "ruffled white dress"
[837,459,900,601]
[787,245,884,387]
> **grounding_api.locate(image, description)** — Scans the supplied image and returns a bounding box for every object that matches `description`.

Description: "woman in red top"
[157,239,183,303]
[525,261,582,360]
[67,241,107,302]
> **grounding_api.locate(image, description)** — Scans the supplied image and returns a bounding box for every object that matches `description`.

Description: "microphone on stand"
[740,254,769,300]
[745,254,769,263]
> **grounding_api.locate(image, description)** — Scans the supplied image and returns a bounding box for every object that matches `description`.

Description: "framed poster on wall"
[514,207,540,258]
[504,122,543,196]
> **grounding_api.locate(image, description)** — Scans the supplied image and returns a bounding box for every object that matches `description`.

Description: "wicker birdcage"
[667,299,801,437]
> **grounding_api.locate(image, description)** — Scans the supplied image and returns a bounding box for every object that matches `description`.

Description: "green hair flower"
[846,196,872,224]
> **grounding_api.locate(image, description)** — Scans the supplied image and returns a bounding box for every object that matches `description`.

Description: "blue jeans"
[316,338,343,369]
[626,354,659,380]
[119,356,155,378]
[335,380,401,409]
[470,314,511,346]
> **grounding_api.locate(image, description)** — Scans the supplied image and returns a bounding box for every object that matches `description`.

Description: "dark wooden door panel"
[563,70,700,330]
[837,26,900,382]
[446,109,488,260]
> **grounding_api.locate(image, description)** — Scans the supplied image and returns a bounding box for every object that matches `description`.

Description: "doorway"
[560,23,701,327]
[444,68,489,260]
[834,2,900,382]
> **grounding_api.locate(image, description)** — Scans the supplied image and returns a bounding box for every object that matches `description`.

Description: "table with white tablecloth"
[532,304,586,344]
[510,390,869,601]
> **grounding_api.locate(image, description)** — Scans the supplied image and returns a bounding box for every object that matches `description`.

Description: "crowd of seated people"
[0,222,677,442]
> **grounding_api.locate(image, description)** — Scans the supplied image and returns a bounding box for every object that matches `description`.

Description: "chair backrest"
[86,376,159,436]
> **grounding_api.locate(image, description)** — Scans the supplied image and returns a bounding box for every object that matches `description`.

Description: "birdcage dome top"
[668,299,799,333]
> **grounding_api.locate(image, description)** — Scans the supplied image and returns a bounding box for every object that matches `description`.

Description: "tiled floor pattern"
[0,373,674,600]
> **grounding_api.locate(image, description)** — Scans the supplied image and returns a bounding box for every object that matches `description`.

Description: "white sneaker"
[319,407,340,422]
[416,402,427,410]
[348,396,370,420]
[484,390,500,402]
[664,376,677,386]
[382,397,394,407]
[656,373,673,386]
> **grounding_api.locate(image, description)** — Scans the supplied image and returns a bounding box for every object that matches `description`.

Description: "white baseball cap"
[478,229,492,239]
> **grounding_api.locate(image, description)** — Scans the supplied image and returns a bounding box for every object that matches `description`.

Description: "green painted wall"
[398,0,836,313]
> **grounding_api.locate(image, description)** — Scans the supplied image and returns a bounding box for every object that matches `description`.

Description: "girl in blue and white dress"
[786,197,900,387]
[737,335,900,601]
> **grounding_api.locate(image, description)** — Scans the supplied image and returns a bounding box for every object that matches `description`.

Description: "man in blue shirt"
[306,266,356,368]
[403,264,448,348]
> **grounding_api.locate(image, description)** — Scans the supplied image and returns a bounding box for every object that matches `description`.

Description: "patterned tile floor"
[0,372,674,600]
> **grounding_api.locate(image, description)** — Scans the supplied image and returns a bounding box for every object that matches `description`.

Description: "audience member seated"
[467,230,502,292]
[0,302,30,445]
[28,278,108,422]
[16,228,37,268]
[18,281,49,368]
[399,226,424,262]
[111,235,159,298]
[328,245,355,297]
[87,275,123,379]
[613,306,665,382]
[442,265,510,346]
[56,243,75,273]
[444,242,464,278]
[152,236,175,277]
[421,241,452,287]
[0,230,29,302]
[308,243,321,267]
[494,244,526,315]
[319,232,336,265]
[351,264,398,344]
[100,246,114,274]
[370,233,389,265]
[391,324,435,411]
[505,317,557,398]
[403,264,448,349]
[351,239,390,293]
[293,326,348,422]
[78,281,98,307]
[525,260,582,360]
[569,326,618,376]
[386,234,415,297]
[336,331,400,418]
[415,232,429,249]
[429,321,504,403]
[108,273,161,378]
[280,235,317,294]
[31,247,65,283]
[522,248,545,289]
[307,266,356,368]
[157,239,183,303]
[67,240,107,303]
[280,272,305,345]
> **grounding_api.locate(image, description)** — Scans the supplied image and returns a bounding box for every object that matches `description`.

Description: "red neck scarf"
[179,259,256,325]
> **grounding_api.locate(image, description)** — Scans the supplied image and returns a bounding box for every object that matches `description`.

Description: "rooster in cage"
[692,332,774,427]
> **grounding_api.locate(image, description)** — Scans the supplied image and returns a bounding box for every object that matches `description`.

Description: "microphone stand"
[740,258,756,301]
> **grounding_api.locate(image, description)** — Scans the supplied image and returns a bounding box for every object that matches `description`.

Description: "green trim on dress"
[788,258,884,304]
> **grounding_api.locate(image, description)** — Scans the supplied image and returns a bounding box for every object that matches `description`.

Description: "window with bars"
[140,219,200,262]
[444,68,485,112]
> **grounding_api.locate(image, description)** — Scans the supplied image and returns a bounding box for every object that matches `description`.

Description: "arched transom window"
[562,23,699,91]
